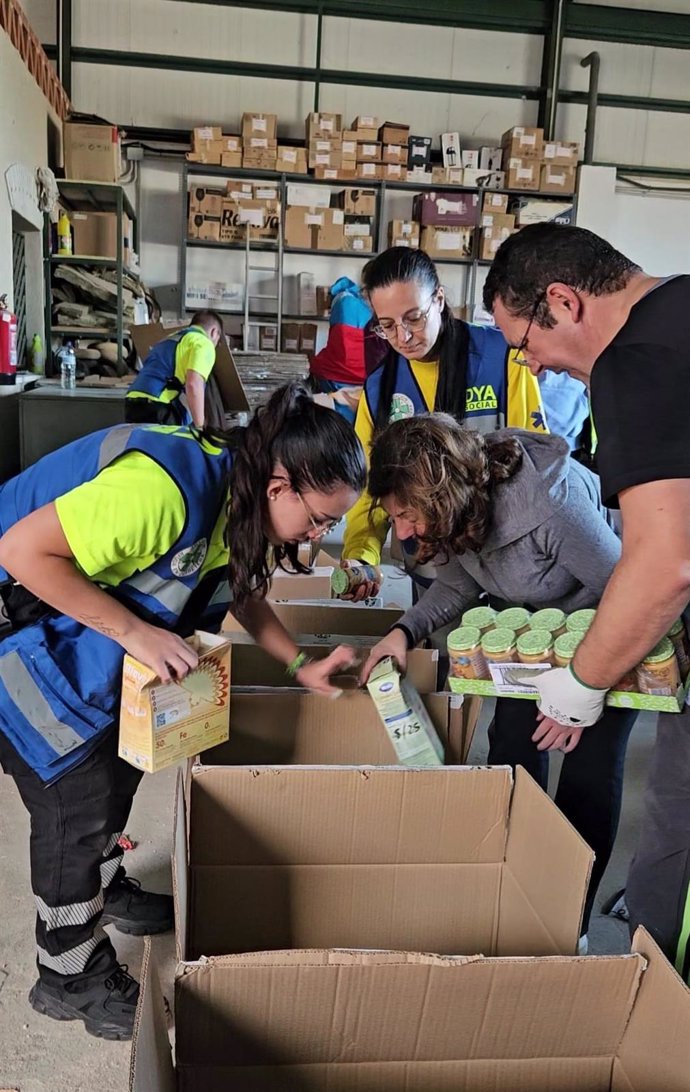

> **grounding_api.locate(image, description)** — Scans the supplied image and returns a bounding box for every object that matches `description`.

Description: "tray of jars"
[446,606,690,713]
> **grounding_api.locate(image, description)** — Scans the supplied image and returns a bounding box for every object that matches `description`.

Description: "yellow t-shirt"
[128,328,216,405]
[55,450,228,586]
[342,353,545,565]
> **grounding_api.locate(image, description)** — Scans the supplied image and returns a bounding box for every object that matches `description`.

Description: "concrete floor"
[0,543,653,1090]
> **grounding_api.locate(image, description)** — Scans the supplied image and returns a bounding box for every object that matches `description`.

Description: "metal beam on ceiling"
[171,0,690,49]
[172,0,550,33]
[71,47,542,101]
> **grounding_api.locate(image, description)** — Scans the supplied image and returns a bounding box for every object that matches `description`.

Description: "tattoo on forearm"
[80,614,124,638]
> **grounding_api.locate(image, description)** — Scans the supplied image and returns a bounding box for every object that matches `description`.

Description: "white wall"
[576,164,690,275]
[0,27,60,350]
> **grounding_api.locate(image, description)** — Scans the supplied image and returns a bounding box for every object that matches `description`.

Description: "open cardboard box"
[129,322,250,413]
[268,549,339,601]
[172,764,592,963]
[196,686,474,769]
[132,927,690,1092]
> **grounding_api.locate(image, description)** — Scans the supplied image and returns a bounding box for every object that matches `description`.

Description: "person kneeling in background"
[360,414,638,945]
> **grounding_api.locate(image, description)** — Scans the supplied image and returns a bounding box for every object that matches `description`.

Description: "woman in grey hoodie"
[362,413,637,942]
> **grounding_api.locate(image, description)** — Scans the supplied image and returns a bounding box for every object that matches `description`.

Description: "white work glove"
[534,665,607,728]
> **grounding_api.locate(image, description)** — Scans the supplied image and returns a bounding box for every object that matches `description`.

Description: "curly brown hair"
[368,414,523,556]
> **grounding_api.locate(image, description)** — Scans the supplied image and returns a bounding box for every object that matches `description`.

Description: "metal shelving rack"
[44,181,139,370]
[180,162,575,329]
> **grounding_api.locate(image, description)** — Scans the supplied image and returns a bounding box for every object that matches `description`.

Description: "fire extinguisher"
[0,295,18,386]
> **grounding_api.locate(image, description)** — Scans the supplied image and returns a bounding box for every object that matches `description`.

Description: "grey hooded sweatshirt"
[398,429,621,645]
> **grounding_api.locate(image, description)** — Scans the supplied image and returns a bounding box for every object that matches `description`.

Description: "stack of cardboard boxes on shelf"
[188,179,281,243]
[502,125,579,194]
[284,183,377,254]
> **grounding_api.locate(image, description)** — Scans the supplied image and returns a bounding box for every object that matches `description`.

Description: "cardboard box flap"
[614,927,690,1090]
[173,769,189,964]
[173,947,643,1071]
[188,765,511,866]
[226,601,404,637]
[500,766,594,955]
[202,689,458,766]
[129,322,249,412]
[130,939,175,1092]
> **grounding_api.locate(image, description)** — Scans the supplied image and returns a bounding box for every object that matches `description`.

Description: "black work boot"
[29,947,139,1041]
[101,866,174,936]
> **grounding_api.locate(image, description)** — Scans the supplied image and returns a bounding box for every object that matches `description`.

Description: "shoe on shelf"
[601,888,630,922]
[101,866,174,936]
[30,959,139,1041]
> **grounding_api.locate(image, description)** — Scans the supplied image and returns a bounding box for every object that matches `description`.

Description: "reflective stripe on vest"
[0,651,84,757]
[97,423,139,470]
[125,568,191,617]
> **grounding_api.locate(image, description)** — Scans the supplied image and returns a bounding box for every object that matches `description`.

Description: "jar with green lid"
[460,606,496,634]
[330,564,383,599]
[495,607,531,635]
[635,638,681,696]
[667,618,690,679]
[447,626,490,680]
[566,609,596,635]
[553,631,584,668]
[529,608,567,636]
[481,628,517,665]
[516,629,554,665]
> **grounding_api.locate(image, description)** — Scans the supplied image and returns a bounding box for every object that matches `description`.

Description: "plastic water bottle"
[59,343,76,390]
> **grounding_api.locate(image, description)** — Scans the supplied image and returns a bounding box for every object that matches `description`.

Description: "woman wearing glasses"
[341,247,547,599]
[0,382,365,1042]
[360,413,637,948]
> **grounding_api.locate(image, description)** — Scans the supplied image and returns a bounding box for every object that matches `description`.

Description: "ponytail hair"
[368,413,522,558]
[220,382,366,606]
[361,247,470,433]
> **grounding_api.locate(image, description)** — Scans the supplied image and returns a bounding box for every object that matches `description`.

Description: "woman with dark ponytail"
[341,247,547,601]
[0,382,365,1042]
[361,414,637,948]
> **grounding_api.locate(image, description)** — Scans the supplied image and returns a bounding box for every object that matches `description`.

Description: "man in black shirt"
[484,223,690,978]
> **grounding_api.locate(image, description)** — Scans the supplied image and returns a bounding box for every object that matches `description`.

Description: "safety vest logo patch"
[388,393,416,422]
[171,538,208,577]
[466,384,498,412]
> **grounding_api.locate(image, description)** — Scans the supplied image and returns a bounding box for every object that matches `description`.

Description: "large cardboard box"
[70,210,132,260]
[544,139,580,167]
[118,632,231,773]
[413,190,480,227]
[133,928,690,1092]
[314,208,345,250]
[269,564,334,598]
[306,112,342,140]
[241,112,277,140]
[505,157,540,191]
[129,322,249,412]
[276,145,308,173]
[188,186,224,216]
[510,196,574,226]
[284,206,318,249]
[388,218,420,247]
[380,120,410,143]
[172,762,592,960]
[502,125,544,161]
[421,224,474,259]
[63,121,121,182]
[540,164,577,193]
[357,161,382,181]
[198,687,471,771]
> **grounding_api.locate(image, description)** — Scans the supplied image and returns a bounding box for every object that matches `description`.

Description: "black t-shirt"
[591,275,690,508]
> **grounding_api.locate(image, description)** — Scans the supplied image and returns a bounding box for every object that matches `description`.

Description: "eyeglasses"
[514,291,546,363]
[296,491,342,536]
[373,294,438,340]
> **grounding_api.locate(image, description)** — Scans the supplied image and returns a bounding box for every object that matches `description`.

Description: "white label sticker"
[488,662,551,695]
[332,209,344,225]
[283,149,297,162]
[306,213,324,225]
[517,167,533,180]
[361,144,377,156]
[322,118,334,131]
[387,165,402,176]
[250,137,268,148]
[544,143,556,159]
[360,116,375,127]
[238,208,264,227]
[315,140,330,152]
[315,154,331,165]
[362,164,375,175]
[197,126,214,139]
[343,140,356,155]
[345,223,370,236]
[436,231,462,250]
[252,117,267,132]
[521,133,536,146]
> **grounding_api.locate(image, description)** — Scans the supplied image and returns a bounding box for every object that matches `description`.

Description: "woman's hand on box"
[359,628,409,686]
[121,622,199,683]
